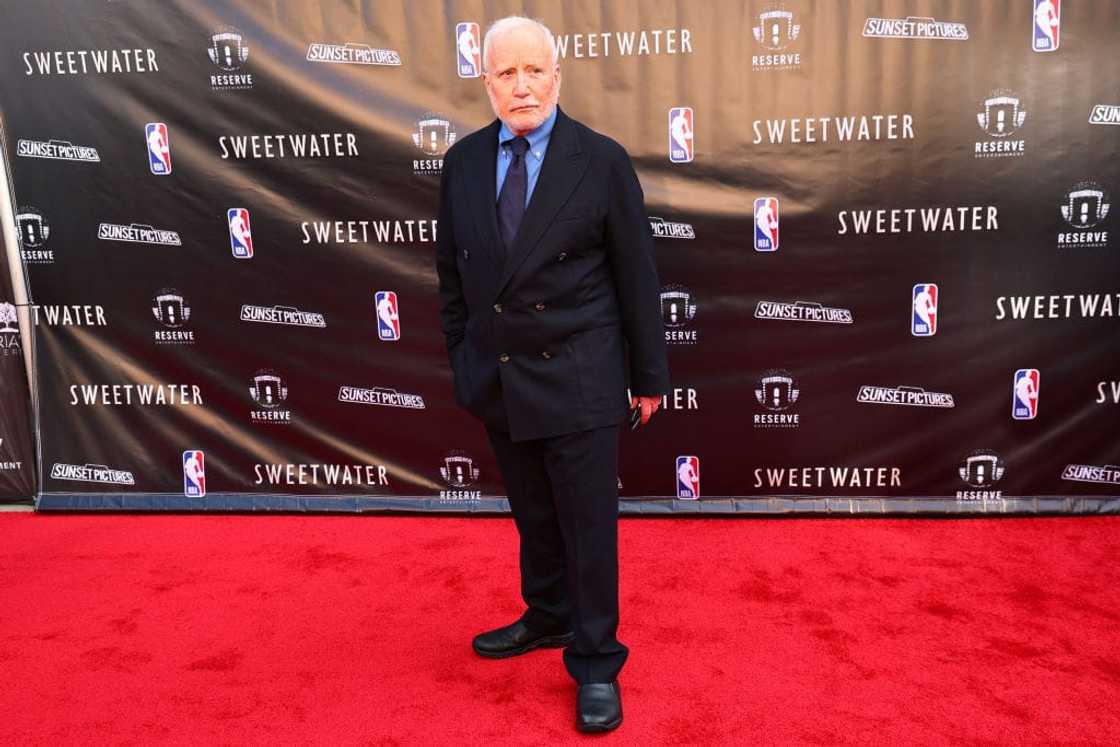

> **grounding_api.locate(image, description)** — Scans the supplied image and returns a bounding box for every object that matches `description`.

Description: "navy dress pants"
[485,423,627,684]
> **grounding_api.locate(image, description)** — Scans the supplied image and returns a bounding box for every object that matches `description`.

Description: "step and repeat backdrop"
[0,209,35,501]
[1,1,1117,513]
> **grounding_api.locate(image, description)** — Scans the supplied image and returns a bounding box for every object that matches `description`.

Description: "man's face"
[483,26,561,136]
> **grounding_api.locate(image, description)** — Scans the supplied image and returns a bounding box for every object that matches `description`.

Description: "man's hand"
[630,395,661,427]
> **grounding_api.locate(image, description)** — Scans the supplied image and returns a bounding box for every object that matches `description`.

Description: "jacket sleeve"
[434,149,467,360]
[604,144,671,397]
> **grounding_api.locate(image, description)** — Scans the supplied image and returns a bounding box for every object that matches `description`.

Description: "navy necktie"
[497,136,530,253]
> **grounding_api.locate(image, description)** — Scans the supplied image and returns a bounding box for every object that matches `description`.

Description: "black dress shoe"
[576,681,622,733]
[472,620,574,659]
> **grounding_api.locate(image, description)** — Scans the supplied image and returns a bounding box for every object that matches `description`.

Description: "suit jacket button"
[493,303,503,313]
[463,249,470,259]
[498,353,510,363]
[557,252,568,262]
[534,302,546,311]
[540,351,552,360]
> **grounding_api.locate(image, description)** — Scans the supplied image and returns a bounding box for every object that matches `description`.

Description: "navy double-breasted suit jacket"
[435,107,669,442]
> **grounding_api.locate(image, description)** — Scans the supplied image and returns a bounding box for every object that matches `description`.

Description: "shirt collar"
[498,106,558,160]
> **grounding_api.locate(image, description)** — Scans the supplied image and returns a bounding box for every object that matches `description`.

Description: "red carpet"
[2,513,1119,745]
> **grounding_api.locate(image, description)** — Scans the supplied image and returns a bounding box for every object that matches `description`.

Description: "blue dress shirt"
[496,107,557,208]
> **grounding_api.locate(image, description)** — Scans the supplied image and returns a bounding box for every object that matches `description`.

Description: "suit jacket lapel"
[465,119,503,268]
[494,108,588,300]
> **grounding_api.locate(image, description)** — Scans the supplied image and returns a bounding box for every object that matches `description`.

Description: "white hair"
[482,16,557,73]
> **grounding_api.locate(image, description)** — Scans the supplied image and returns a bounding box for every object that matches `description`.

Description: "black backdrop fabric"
[0,1,1117,513]
[0,146,35,500]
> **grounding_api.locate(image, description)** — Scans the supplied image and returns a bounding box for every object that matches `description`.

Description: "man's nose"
[513,72,530,95]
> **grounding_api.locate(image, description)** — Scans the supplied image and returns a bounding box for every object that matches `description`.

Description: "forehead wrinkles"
[487,29,552,70]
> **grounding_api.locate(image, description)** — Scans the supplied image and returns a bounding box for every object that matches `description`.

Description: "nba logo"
[669,107,694,163]
[1012,369,1040,420]
[227,208,253,258]
[183,450,206,497]
[676,456,700,500]
[145,122,171,175]
[455,22,481,78]
[911,283,938,336]
[375,290,400,341]
[754,197,779,251]
[1032,0,1060,52]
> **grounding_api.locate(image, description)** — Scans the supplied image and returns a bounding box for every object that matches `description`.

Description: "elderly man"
[434,15,668,733]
